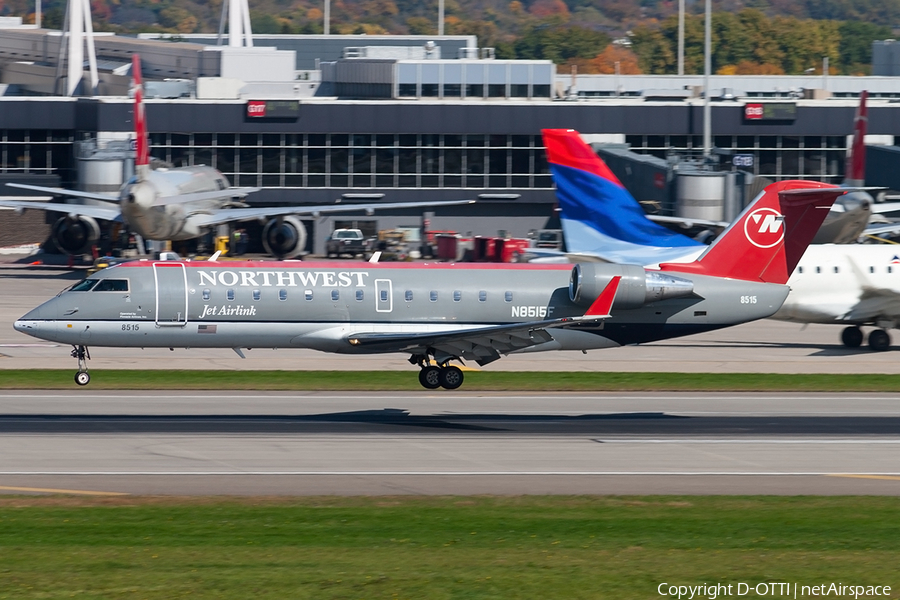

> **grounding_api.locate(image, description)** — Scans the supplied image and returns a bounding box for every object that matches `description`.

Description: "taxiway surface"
[1,391,899,496]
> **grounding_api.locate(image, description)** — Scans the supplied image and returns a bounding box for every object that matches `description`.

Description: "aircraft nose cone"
[13,319,35,333]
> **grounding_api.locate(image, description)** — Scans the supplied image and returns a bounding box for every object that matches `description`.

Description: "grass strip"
[2,369,900,391]
[0,495,898,599]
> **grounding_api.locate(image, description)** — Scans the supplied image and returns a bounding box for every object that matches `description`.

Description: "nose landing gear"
[71,345,91,386]
[411,354,465,390]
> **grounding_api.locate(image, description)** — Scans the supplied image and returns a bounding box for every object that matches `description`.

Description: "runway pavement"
[1,391,899,496]
[1,264,900,373]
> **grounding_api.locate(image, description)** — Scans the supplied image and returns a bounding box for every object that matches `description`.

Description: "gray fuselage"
[15,260,788,357]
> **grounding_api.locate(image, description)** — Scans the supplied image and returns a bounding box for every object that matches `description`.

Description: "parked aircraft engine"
[569,263,694,309]
[51,215,100,255]
[261,216,307,259]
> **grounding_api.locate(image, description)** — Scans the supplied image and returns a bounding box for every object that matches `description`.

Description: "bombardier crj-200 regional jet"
[16,179,849,388]
[544,128,900,352]
[0,55,473,258]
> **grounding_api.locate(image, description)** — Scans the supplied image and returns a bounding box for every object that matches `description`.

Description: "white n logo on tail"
[744,208,784,248]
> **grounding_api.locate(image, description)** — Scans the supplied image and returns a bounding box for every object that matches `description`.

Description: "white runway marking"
[593,438,900,443]
[3,471,900,476]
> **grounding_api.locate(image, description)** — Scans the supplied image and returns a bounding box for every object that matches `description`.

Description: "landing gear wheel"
[869,329,891,352]
[438,365,464,390]
[418,365,442,389]
[75,371,91,386]
[841,326,863,348]
[70,345,91,386]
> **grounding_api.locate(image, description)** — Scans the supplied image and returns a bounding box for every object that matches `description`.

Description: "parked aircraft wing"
[842,287,900,323]
[5,183,120,203]
[647,215,729,228]
[189,199,477,227]
[346,277,620,364]
[0,199,122,222]
[152,187,260,206]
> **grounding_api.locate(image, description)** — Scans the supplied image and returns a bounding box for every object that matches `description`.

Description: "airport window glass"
[202,289,210,300]
[240,134,258,147]
[399,135,417,147]
[194,133,212,146]
[305,289,314,301]
[252,289,261,301]
[488,84,506,98]
[512,135,531,148]
[331,134,349,147]
[356,290,364,301]
[93,279,128,292]
[308,148,326,173]
[376,148,397,174]
[444,84,461,97]
[171,134,189,146]
[217,134,235,146]
[467,84,484,97]
[467,149,485,174]
[511,150,530,174]
[479,291,487,302]
[215,148,235,174]
[430,291,438,302]
[405,290,413,302]
[533,84,550,98]
[332,290,340,301]
[444,148,462,174]
[398,83,417,97]
[331,148,349,173]
[262,134,281,147]
[262,148,281,175]
[279,289,288,301]
[505,291,513,302]
[376,135,395,147]
[71,279,98,292]
[353,147,373,173]
[453,290,461,302]
[227,289,235,301]
[239,148,258,174]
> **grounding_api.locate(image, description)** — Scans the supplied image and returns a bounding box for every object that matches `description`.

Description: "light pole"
[702,0,711,160]
[438,0,444,35]
[677,0,684,75]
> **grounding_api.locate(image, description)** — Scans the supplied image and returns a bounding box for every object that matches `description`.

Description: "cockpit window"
[93,279,129,292]
[71,279,98,292]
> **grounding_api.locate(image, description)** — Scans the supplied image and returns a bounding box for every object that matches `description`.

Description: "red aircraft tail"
[659,180,846,284]
[845,90,868,186]
[132,54,149,180]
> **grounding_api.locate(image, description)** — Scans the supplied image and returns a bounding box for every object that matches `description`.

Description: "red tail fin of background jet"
[132,54,149,181]
[659,180,846,284]
[845,90,868,186]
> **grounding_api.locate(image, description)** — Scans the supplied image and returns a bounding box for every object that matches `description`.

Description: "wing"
[862,222,900,238]
[648,215,729,228]
[0,199,122,222]
[843,287,900,323]
[345,277,620,365]
[6,182,120,203]
[188,199,476,228]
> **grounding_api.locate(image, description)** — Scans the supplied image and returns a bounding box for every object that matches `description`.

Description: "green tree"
[514,23,610,64]
[630,25,675,74]
[839,20,892,74]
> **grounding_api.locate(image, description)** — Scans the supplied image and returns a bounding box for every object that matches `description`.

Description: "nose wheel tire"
[418,365,442,389]
[869,329,891,352]
[75,371,91,386]
[840,326,863,348]
[438,365,464,390]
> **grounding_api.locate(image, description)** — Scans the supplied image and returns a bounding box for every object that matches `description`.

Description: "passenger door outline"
[153,262,188,327]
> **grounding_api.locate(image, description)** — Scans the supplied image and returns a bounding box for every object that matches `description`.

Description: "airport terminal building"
[2,27,900,252]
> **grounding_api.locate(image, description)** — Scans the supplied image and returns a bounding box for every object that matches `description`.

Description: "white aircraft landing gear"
[868,329,891,352]
[71,345,91,386]
[411,354,465,390]
[840,326,863,348]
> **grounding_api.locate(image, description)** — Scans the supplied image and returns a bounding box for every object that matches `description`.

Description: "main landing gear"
[71,345,91,386]
[840,326,891,352]
[411,354,464,390]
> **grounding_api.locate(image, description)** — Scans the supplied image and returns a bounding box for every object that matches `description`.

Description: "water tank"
[676,172,726,222]
[75,139,133,195]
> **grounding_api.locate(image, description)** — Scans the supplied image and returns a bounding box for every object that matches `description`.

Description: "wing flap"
[0,199,122,222]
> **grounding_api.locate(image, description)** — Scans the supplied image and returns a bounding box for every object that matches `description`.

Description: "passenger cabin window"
[405,290,413,302]
[94,279,128,292]
[356,290,364,301]
[227,289,235,301]
[798,267,803,274]
[71,279,98,292]
[202,289,210,301]
[870,266,875,273]
[833,267,839,274]
[453,290,462,302]
[381,290,389,302]
[430,291,438,302]
[252,289,261,301]
[279,289,288,301]
[332,290,340,301]
[479,291,487,302]
[889,267,894,274]
[305,289,314,301]
[815,267,821,274]
[505,291,513,302]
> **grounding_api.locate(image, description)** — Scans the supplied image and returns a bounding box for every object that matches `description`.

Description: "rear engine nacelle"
[261,215,307,259]
[51,215,100,255]
[569,263,694,309]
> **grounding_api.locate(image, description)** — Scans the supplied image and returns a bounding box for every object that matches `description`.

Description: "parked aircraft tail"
[660,180,846,284]
[845,90,868,187]
[541,129,703,264]
[132,54,149,181]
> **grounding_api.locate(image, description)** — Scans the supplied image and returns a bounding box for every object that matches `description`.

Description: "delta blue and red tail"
[131,54,149,181]
[542,129,703,264]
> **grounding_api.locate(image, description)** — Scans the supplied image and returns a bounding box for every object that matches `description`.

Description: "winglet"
[132,54,150,181]
[585,275,620,317]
